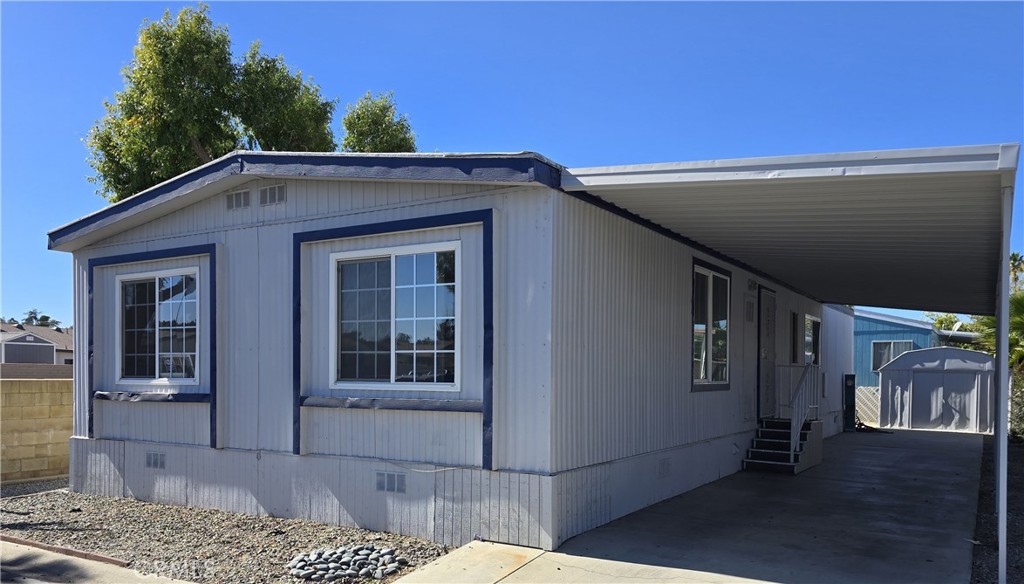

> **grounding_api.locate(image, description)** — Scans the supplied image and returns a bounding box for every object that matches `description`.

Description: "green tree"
[234,42,336,152]
[35,315,61,328]
[88,4,337,202]
[973,291,1024,375]
[341,91,416,153]
[1010,251,1023,292]
[973,291,1024,437]
[22,309,39,326]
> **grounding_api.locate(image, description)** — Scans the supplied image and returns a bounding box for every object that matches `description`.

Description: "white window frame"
[804,314,821,366]
[871,339,914,372]
[692,264,730,386]
[328,241,462,392]
[114,266,201,386]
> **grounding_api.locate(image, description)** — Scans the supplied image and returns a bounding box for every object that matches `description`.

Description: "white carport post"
[996,183,1012,584]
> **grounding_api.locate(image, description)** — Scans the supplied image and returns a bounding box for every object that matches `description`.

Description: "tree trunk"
[190,136,213,163]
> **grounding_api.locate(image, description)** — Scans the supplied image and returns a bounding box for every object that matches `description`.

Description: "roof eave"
[561,143,1019,191]
[48,151,563,253]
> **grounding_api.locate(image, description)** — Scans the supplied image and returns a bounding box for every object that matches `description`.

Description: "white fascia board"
[562,144,1019,191]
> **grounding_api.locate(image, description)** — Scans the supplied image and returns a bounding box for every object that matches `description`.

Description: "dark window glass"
[336,258,391,382]
[341,248,456,385]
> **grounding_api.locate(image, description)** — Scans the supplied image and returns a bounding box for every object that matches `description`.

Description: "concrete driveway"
[401,429,983,584]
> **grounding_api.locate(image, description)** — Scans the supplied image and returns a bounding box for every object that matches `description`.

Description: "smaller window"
[872,340,914,371]
[804,316,821,365]
[259,184,286,206]
[692,263,730,387]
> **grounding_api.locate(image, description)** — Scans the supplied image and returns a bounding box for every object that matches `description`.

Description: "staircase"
[743,418,822,474]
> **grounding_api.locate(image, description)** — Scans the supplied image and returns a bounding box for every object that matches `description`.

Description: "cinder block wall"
[1,379,73,483]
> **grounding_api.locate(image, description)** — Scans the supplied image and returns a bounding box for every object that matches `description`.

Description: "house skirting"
[70,430,754,551]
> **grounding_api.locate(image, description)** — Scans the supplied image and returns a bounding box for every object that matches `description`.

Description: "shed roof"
[562,144,1018,315]
[878,346,994,372]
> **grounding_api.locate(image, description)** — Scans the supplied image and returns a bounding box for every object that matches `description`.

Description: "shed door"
[942,372,979,432]
[758,288,777,419]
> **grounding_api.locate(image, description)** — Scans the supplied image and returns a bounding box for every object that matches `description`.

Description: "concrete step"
[760,418,812,432]
[742,459,797,474]
[747,448,801,464]
[753,438,804,452]
[758,427,809,441]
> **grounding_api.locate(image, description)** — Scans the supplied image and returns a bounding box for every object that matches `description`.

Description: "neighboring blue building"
[854,309,937,387]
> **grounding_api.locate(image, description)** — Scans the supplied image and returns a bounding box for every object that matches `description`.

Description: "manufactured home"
[48,145,1017,552]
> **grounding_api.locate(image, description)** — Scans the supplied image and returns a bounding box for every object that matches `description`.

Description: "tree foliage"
[88,4,337,202]
[1011,251,1023,292]
[234,42,336,152]
[341,91,416,153]
[10,309,62,328]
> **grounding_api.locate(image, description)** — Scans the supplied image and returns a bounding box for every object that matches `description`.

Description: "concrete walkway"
[0,540,192,584]
[400,430,983,584]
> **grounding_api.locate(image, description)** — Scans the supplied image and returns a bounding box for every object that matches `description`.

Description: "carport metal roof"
[562,144,1018,315]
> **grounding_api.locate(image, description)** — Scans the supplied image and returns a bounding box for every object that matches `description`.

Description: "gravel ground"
[971,435,1023,584]
[0,489,447,584]
[0,477,69,498]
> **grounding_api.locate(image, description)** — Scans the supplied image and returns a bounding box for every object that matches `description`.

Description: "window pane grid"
[337,248,456,387]
[337,258,391,382]
[121,273,197,381]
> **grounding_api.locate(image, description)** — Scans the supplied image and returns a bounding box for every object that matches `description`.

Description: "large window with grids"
[329,242,459,390]
[117,269,199,383]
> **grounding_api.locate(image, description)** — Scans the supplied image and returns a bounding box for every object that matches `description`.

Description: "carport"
[560,144,1018,583]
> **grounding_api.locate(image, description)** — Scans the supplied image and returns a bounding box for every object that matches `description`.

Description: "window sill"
[115,379,200,387]
[329,382,459,393]
[300,395,482,413]
[692,382,730,393]
[94,391,210,403]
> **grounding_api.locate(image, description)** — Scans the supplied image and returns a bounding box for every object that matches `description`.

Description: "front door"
[758,288,777,419]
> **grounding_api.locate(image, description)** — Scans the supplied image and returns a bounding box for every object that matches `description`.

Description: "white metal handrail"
[778,364,820,463]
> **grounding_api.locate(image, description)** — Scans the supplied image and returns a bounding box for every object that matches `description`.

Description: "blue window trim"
[691,258,731,393]
[87,244,218,447]
[292,210,495,469]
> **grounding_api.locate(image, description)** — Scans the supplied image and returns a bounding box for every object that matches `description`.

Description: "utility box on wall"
[843,374,857,431]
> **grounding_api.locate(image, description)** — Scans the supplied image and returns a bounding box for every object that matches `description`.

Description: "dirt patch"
[971,435,1023,584]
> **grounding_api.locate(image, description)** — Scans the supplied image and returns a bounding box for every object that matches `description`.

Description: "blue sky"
[2,2,1022,326]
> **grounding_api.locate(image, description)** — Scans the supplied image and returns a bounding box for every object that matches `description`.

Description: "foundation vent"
[376,471,406,493]
[145,452,166,470]
[226,190,251,210]
[259,184,287,206]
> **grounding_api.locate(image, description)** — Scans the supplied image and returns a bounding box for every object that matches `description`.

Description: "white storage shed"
[879,347,994,433]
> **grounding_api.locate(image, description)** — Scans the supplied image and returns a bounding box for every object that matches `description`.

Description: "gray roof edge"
[48,151,562,252]
[562,143,1020,190]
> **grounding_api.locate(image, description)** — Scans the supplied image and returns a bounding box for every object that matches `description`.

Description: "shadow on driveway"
[551,430,982,584]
